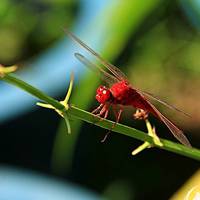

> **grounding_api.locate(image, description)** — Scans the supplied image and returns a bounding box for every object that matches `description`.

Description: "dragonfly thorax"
[96,85,111,104]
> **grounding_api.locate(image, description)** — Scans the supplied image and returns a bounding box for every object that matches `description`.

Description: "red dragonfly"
[64,29,192,147]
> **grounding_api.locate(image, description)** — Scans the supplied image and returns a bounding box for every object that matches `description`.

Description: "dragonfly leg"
[103,109,109,119]
[92,103,104,114]
[91,103,104,124]
[99,104,109,116]
[114,107,123,125]
[91,103,110,124]
[91,103,105,122]
[96,103,110,121]
[112,104,119,119]
[101,107,123,143]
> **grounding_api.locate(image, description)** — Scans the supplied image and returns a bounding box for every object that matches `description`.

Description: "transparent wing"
[64,28,128,82]
[139,90,191,118]
[146,99,192,147]
[75,53,119,86]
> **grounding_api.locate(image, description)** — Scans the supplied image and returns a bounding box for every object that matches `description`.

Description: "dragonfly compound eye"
[96,86,111,103]
[96,85,106,93]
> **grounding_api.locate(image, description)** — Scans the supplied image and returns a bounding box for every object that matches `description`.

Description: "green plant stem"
[2,73,64,110]
[1,73,200,161]
[68,106,200,161]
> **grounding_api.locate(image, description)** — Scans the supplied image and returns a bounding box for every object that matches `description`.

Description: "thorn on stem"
[132,110,163,156]
[36,71,74,135]
[0,64,18,77]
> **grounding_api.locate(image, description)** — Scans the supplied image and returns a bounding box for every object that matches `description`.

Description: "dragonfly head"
[96,85,111,104]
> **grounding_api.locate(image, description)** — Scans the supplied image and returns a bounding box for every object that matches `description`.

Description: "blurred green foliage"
[0,0,78,64]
